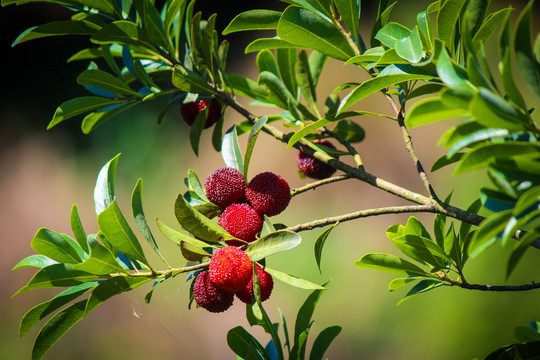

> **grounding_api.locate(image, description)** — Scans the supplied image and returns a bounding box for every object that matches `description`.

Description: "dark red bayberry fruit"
[180,98,222,128]
[218,203,263,246]
[245,172,291,216]
[205,167,246,208]
[193,270,234,313]
[236,264,274,304]
[209,246,252,293]
[297,140,338,179]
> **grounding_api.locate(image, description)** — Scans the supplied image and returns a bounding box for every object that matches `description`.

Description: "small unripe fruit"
[236,264,274,304]
[193,271,234,313]
[246,172,291,216]
[218,203,263,246]
[297,140,337,179]
[209,247,252,293]
[180,98,222,128]
[205,167,246,208]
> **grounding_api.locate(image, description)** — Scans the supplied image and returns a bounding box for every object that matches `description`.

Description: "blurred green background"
[1,1,539,359]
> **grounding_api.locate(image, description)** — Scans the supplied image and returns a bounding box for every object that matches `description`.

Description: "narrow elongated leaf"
[437,0,467,53]
[155,218,220,249]
[245,231,302,262]
[515,321,540,343]
[259,71,295,109]
[226,73,270,101]
[296,50,317,110]
[70,204,89,254]
[13,255,57,270]
[71,237,126,275]
[388,277,422,291]
[314,223,338,273]
[77,69,139,97]
[14,264,99,296]
[405,96,469,127]
[227,326,271,360]
[338,73,433,112]
[277,48,298,98]
[91,20,155,50]
[12,20,100,46]
[437,48,472,90]
[47,96,125,129]
[132,178,162,258]
[31,300,88,360]
[20,282,98,336]
[81,101,139,134]
[507,231,538,278]
[264,267,326,290]
[31,228,83,265]
[244,116,268,181]
[174,194,235,241]
[172,65,217,95]
[355,253,431,276]
[245,37,297,53]
[392,234,451,268]
[397,279,444,305]
[97,200,149,266]
[189,107,207,156]
[223,10,282,34]
[222,125,244,173]
[287,118,333,148]
[309,325,342,360]
[514,1,540,100]
[277,6,355,61]
[468,210,513,258]
[472,8,512,52]
[334,0,360,46]
[309,50,328,86]
[94,154,120,216]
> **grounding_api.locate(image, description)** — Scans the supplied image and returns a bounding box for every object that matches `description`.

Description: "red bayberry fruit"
[236,264,274,304]
[180,98,222,128]
[205,167,246,208]
[193,270,234,313]
[209,246,252,293]
[297,140,338,179]
[245,172,291,216]
[218,203,263,246]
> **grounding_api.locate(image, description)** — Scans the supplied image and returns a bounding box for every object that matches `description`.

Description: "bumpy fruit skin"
[246,172,291,216]
[193,271,234,313]
[205,167,246,208]
[180,98,222,128]
[236,265,274,304]
[218,203,263,246]
[209,247,253,293]
[296,140,337,179]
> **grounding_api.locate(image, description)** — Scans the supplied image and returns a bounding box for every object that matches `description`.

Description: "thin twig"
[324,128,365,171]
[291,175,351,197]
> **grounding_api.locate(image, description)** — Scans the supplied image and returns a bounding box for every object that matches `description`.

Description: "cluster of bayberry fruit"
[192,167,291,312]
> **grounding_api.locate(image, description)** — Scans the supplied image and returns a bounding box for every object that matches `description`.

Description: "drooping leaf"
[81,101,139,134]
[156,218,220,250]
[468,210,513,258]
[405,96,469,127]
[91,20,155,50]
[223,9,282,34]
[227,326,271,360]
[85,276,151,314]
[77,69,140,97]
[245,231,302,262]
[314,223,338,273]
[12,20,100,46]
[396,279,444,305]
[355,253,431,277]
[12,255,58,270]
[264,267,326,290]
[47,96,125,129]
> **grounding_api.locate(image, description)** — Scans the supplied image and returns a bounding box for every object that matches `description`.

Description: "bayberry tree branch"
[290,174,351,197]
[440,274,540,292]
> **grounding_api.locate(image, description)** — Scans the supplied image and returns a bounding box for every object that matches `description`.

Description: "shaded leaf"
[314,222,338,273]
[223,10,281,34]
[264,267,326,290]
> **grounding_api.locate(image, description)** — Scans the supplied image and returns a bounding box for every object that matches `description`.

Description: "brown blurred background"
[1,1,539,359]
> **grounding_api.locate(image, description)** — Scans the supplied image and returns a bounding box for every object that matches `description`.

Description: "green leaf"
[472,8,512,52]
[91,20,155,50]
[13,255,57,270]
[471,88,531,130]
[12,20,100,46]
[245,37,297,53]
[296,50,317,110]
[405,96,469,127]
[468,210,513,258]
[97,200,149,266]
[417,11,433,52]
[444,223,461,269]
[314,223,338,273]
[94,154,120,216]
[454,142,540,175]
[437,47,473,90]
[227,326,271,360]
[437,0,467,53]
[309,325,341,360]
[388,277,422,291]
[189,106,207,156]
[431,152,464,172]
[132,179,162,258]
[338,73,433,113]
[85,276,151,314]
[70,204,89,254]
[244,116,268,181]
[375,22,410,48]
[245,230,302,262]
[14,264,99,296]
[333,120,365,143]
[395,26,424,63]
[391,234,450,268]
[515,321,540,343]
[222,125,244,173]
[287,118,333,148]
[171,65,217,95]
[334,0,360,46]
[47,96,125,129]
[447,128,509,157]
[31,228,83,265]
[71,237,125,275]
[31,300,89,360]
[507,231,538,279]
[19,282,98,337]
[309,50,328,86]
[77,69,140,97]
[186,169,208,201]
[226,73,270,101]
[174,193,235,242]
[277,6,355,61]
[156,218,220,250]
[223,10,282,34]
[514,1,540,100]
[257,49,280,77]
[259,70,295,109]
[396,279,444,305]
[277,47,298,97]
[354,253,431,277]
[81,102,139,134]
[264,267,326,290]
